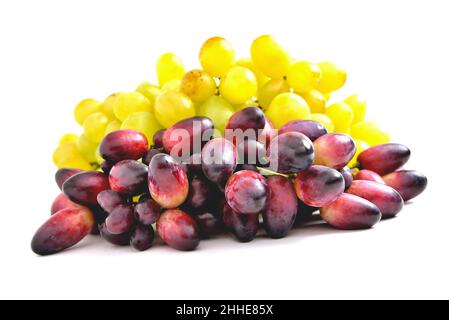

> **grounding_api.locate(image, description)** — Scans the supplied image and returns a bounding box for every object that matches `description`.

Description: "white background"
[0,0,448,300]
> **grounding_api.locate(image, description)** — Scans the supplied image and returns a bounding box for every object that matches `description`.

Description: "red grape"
[109,160,148,196]
[237,139,269,166]
[134,199,161,225]
[222,203,259,242]
[185,176,216,212]
[357,143,410,175]
[354,169,385,184]
[225,106,266,141]
[130,224,154,251]
[97,190,126,214]
[105,204,135,234]
[279,120,327,142]
[63,171,110,206]
[99,129,148,163]
[383,170,428,201]
[142,147,162,166]
[258,116,275,146]
[153,129,165,148]
[156,209,200,251]
[99,223,131,246]
[194,212,223,238]
[55,168,82,190]
[339,166,353,189]
[201,138,237,189]
[51,193,80,214]
[313,133,356,169]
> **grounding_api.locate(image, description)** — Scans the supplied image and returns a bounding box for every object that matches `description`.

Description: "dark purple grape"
[153,129,165,148]
[340,166,353,190]
[105,204,135,234]
[99,223,130,246]
[382,170,427,201]
[225,106,266,140]
[55,168,82,190]
[63,171,110,206]
[237,139,269,166]
[235,164,258,172]
[100,161,114,175]
[183,153,203,178]
[354,169,385,184]
[134,199,161,225]
[295,199,318,225]
[222,203,259,242]
[201,138,237,189]
[130,224,154,251]
[156,209,200,251]
[357,143,411,175]
[51,193,80,215]
[99,130,148,163]
[194,212,223,238]
[314,133,356,169]
[142,147,162,166]
[109,160,148,196]
[279,120,327,141]
[185,176,215,211]
[97,190,126,214]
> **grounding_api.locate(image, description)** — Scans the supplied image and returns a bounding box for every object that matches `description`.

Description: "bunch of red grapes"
[31,107,427,255]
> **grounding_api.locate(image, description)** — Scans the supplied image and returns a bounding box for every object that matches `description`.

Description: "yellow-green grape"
[136,82,161,105]
[348,139,370,168]
[325,102,354,133]
[113,92,152,122]
[83,112,109,143]
[53,142,79,166]
[300,89,327,113]
[307,113,334,132]
[156,53,185,87]
[77,134,98,164]
[351,120,390,146]
[74,98,102,126]
[344,94,367,124]
[258,78,290,109]
[250,35,292,79]
[95,146,104,164]
[265,92,310,128]
[105,120,122,134]
[161,79,181,92]
[59,133,79,146]
[198,95,234,135]
[234,98,258,112]
[236,57,270,87]
[219,66,257,105]
[199,37,235,78]
[287,61,321,93]
[316,62,347,93]
[121,112,163,143]
[102,93,120,120]
[181,69,216,103]
[154,90,195,128]
[59,157,93,170]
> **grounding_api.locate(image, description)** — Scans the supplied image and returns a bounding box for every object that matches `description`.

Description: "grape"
[161,79,181,92]
[105,120,122,135]
[181,69,216,103]
[267,132,314,174]
[63,171,110,206]
[194,212,222,238]
[344,94,367,124]
[109,160,148,196]
[31,207,94,256]
[185,176,216,212]
[154,90,195,128]
[307,113,334,133]
[142,147,162,166]
[265,93,311,128]
[105,204,135,234]
[313,133,356,169]
[354,169,385,184]
[236,57,270,87]
[135,199,161,226]
[74,98,102,126]
[294,165,345,207]
[258,116,276,146]
[219,66,258,104]
[102,93,120,120]
[339,166,353,189]
[300,90,327,113]
[225,170,268,214]
[198,95,234,135]
[222,203,259,242]
[83,112,109,143]
[53,142,79,165]
[382,170,428,201]
[199,37,235,78]
[100,161,113,175]
[258,78,290,109]
[351,120,390,146]
[76,134,98,164]
[130,224,154,251]
[287,61,321,93]
[51,193,80,215]
[316,61,347,93]
[320,193,382,230]
[148,154,189,209]
[121,111,162,144]
[156,53,185,86]
[112,92,152,122]
[97,190,126,214]
[347,180,404,218]
[201,138,237,189]
[55,168,82,190]
[325,102,354,133]
[250,35,292,79]
[156,209,200,251]
[152,129,165,148]
[279,119,327,142]
[225,106,266,140]
[357,143,410,175]
[263,176,298,239]
[99,130,148,163]
[237,139,269,166]
[180,153,203,178]
[136,82,161,105]
[99,223,130,246]
[235,164,258,172]
[348,139,370,168]
[295,199,318,225]
[59,133,79,145]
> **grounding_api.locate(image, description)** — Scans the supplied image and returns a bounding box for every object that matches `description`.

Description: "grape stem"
[256,167,289,178]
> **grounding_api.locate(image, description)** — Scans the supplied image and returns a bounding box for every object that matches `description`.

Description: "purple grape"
[382,170,427,201]
[97,190,127,214]
[222,203,259,242]
[99,223,131,246]
[134,199,161,225]
[157,209,200,251]
[279,120,327,141]
[185,176,215,212]
[340,166,353,189]
[357,143,410,175]
[55,168,82,190]
[153,129,165,148]
[354,169,385,184]
[109,160,148,196]
[63,171,110,206]
[237,139,269,166]
[130,224,154,251]
[225,106,266,140]
[201,138,237,189]
[142,147,162,166]
[314,133,356,169]
[51,193,80,215]
[194,212,223,238]
[295,199,318,225]
[105,204,135,234]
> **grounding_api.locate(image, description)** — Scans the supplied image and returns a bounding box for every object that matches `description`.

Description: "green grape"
[236,57,270,87]
[136,82,161,105]
[316,61,347,93]
[219,66,257,104]
[250,34,292,79]
[77,134,99,163]
[287,61,321,93]
[58,157,93,170]
[300,89,327,113]
[234,98,258,112]
[83,112,109,143]
[74,98,102,126]
[258,78,290,109]
[348,139,370,168]
[95,145,104,164]
[121,112,163,143]
[344,94,367,124]
[53,142,79,166]
[325,102,354,133]
[156,53,185,86]
[265,92,310,128]
[59,133,79,146]
[351,120,390,146]
[198,95,234,135]
[105,120,122,134]
[154,90,195,128]
[161,79,181,92]
[199,37,235,78]
[113,92,152,122]
[181,69,216,103]
[102,93,120,120]
[307,113,334,132]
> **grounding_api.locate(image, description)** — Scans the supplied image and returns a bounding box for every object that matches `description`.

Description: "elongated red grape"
[153,129,165,148]
[185,176,215,211]
[55,168,82,190]
[109,160,148,196]
[267,132,314,174]
[383,170,428,201]
[51,193,80,214]
[314,133,355,169]
[97,190,126,214]
[63,171,110,206]
[148,154,189,208]
[130,224,154,251]
[31,207,94,256]
[225,106,266,138]
[222,203,259,242]
[339,166,353,190]
[99,130,148,163]
[294,165,345,207]
[357,143,410,175]
[156,209,200,251]
[142,147,162,166]
[320,193,381,230]
[258,116,275,146]
[202,138,237,189]
[135,199,161,225]
[347,180,404,218]
[279,120,327,142]
[354,169,385,184]
[237,139,269,166]
[263,176,297,239]
[225,170,268,214]
[99,223,130,246]
[194,212,223,238]
[105,204,135,234]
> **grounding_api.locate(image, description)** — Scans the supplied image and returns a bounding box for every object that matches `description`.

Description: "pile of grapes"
[32,35,427,255]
